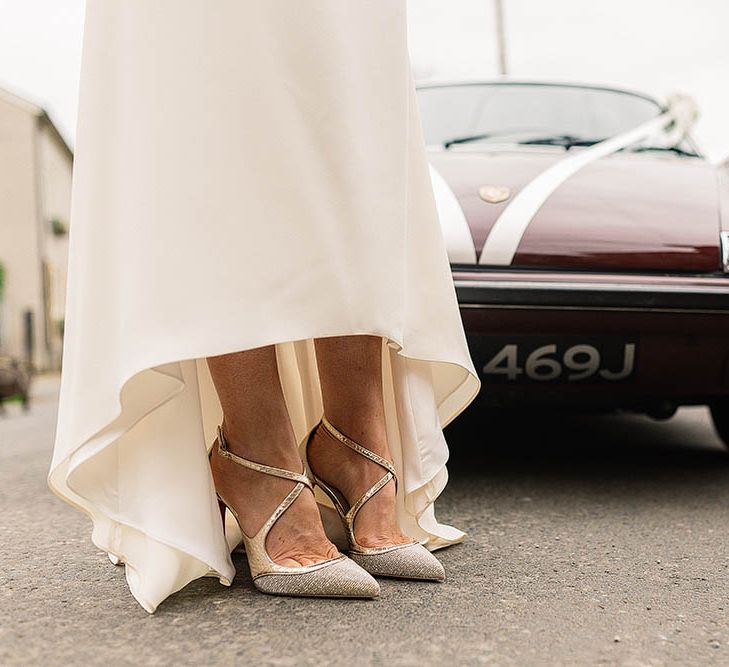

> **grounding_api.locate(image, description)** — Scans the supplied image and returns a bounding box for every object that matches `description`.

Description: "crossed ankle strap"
[320,416,397,482]
[216,423,313,490]
[316,415,398,523]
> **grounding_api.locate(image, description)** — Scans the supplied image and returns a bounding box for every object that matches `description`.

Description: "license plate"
[467,335,638,383]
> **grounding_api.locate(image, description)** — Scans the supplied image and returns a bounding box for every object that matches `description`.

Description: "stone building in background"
[0,85,72,372]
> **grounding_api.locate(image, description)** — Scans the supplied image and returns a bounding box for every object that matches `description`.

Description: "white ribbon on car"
[428,163,478,264]
[477,94,699,265]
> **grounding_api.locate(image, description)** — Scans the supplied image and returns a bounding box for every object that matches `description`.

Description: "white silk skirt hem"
[48,329,480,614]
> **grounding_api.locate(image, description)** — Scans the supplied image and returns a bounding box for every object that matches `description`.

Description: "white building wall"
[38,119,72,368]
[0,89,72,371]
[0,95,44,368]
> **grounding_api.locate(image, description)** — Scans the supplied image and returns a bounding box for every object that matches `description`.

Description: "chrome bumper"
[453,277,729,314]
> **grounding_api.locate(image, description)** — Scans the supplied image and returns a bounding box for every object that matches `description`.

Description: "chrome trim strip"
[453,278,729,313]
[453,279,728,294]
[459,303,729,315]
[721,231,729,273]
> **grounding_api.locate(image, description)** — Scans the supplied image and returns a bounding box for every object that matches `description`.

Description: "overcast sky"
[0,0,727,161]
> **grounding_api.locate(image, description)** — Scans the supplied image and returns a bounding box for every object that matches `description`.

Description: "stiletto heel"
[209,424,379,599]
[304,416,446,582]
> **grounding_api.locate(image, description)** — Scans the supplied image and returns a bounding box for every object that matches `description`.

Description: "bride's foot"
[306,418,413,549]
[210,419,340,568]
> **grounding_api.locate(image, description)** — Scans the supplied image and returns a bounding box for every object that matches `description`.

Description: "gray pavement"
[2,374,729,666]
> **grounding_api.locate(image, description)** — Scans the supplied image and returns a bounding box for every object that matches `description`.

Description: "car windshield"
[416,83,696,155]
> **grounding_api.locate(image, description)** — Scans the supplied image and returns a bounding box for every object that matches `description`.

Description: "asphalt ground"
[2,374,729,666]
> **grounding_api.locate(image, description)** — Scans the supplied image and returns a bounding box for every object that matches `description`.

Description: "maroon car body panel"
[429,149,722,272]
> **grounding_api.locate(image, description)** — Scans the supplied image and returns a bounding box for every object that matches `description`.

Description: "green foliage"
[50,217,68,236]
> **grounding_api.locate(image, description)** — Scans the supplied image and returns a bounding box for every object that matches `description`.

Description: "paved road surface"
[2,374,728,666]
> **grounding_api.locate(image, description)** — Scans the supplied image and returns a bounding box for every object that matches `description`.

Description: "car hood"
[428,147,722,272]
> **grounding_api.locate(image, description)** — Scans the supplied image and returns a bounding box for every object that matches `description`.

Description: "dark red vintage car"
[417,80,729,445]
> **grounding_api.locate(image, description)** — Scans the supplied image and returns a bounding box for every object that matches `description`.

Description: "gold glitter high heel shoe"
[210,424,380,599]
[304,416,446,582]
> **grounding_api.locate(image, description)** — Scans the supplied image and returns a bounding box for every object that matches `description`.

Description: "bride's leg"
[309,334,412,548]
[206,345,339,567]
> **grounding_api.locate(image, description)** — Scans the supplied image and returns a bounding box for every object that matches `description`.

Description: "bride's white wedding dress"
[49,0,480,613]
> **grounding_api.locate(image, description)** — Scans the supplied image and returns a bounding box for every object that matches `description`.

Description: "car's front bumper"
[452,269,729,409]
[453,269,729,314]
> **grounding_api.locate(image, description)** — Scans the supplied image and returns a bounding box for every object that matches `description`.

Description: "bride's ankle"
[308,419,391,492]
[307,418,410,548]
[319,414,390,456]
[219,419,303,470]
